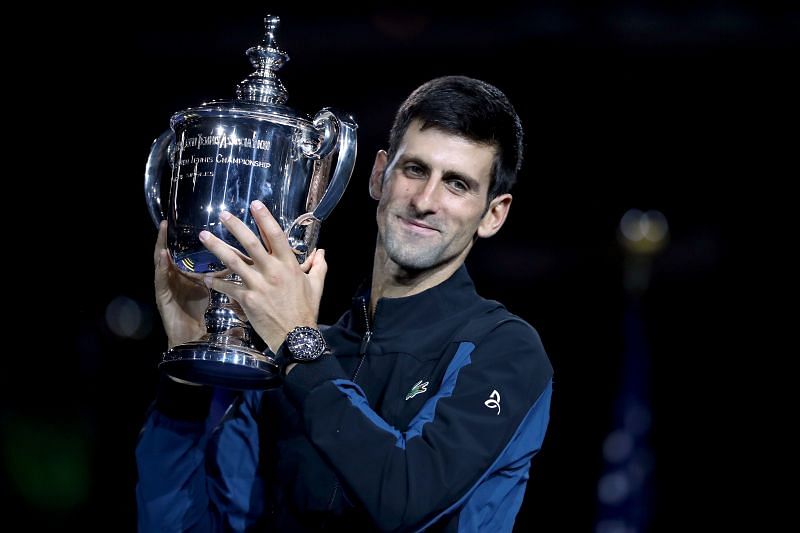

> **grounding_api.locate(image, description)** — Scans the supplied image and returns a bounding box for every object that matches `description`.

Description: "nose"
[410,176,440,214]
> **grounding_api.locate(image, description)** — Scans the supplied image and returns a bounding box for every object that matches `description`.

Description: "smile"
[399,216,439,234]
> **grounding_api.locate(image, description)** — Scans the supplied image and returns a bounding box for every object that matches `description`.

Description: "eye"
[404,163,425,177]
[446,178,469,192]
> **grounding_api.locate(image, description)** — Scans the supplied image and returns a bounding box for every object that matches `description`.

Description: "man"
[137,75,553,531]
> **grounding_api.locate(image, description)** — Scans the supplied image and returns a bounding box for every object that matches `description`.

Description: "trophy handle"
[305,108,358,221]
[144,129,175,227]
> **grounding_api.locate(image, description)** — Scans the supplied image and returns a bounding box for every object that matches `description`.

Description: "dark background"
[3,2,795,530]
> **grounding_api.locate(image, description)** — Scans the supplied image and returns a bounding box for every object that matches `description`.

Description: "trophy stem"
[205,274,250,339]
[159,273,281,390]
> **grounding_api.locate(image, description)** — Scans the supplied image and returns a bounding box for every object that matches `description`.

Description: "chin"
[391,245,451,271]
[388,250,437,271]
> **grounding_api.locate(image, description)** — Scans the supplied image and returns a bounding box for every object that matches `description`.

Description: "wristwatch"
[273,326,327,374]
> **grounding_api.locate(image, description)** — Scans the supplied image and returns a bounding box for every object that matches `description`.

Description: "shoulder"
[457,299,543,348]
[455,303,553,385]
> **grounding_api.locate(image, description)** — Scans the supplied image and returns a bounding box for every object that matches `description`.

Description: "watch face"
[287,326,326,361]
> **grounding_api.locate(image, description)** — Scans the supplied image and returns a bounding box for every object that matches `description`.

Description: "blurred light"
[620,209,668,242]
[206,204,213,213]
[105,296,152,339]
[598,471,630,505]
[603,430,634,463]
[619,209,669,255]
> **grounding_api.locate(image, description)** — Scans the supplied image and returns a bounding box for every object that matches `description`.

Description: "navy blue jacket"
[136,266,553,531]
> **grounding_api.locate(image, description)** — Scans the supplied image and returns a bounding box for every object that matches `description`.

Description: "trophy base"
[160,340,281,390]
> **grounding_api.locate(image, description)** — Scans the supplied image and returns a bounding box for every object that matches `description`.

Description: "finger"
[154,220,168,266]
[154,249,169,287]
[250,200,294,261]
[299,249,317,274]
[203,274,246,302]
[155,237,207,289]
[154,245,175,283]
[155,249,169,273]
[198,230,260,287]
[154,249,177,297]
[218,211,270,266]
[307,248,328,297]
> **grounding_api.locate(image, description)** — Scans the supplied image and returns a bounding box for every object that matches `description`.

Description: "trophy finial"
[236,14,290,105]
[264,15,280,48]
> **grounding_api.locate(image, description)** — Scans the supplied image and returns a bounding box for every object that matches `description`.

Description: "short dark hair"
[387,75,524,200]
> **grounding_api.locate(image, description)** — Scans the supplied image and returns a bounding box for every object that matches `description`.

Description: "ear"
[368,150,389,200]
[477,193,512,239]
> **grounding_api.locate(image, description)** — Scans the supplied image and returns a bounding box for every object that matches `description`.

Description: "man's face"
[370,120,506,272]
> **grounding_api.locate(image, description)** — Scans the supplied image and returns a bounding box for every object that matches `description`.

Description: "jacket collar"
[349,264,479,335]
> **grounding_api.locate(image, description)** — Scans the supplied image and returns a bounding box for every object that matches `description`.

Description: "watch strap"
[267,342,292,377]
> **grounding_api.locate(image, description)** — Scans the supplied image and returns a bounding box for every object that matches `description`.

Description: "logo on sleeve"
[484,390,501,415]
[405,380,429,400]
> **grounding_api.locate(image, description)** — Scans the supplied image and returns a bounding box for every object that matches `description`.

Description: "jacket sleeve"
[135,377,264,532]
[283,319,554,531]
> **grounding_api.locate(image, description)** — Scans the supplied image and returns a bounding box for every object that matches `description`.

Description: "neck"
[369,242,470,316]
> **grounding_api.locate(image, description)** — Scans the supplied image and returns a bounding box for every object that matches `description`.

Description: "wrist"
[270,326,327,376]
[266,322,319,354]
[166,325,206,349]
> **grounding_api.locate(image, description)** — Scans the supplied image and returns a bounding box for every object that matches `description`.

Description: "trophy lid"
[172,15,317,131]
[235,15,290,105]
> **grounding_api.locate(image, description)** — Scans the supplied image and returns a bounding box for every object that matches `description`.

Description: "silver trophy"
[144,15,357,389]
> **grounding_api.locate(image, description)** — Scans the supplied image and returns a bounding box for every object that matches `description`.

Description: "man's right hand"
[154,221,209,349]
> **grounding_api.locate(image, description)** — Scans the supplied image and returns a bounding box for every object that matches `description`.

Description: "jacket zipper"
[327,296,373,512]
[352,296,372,383]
